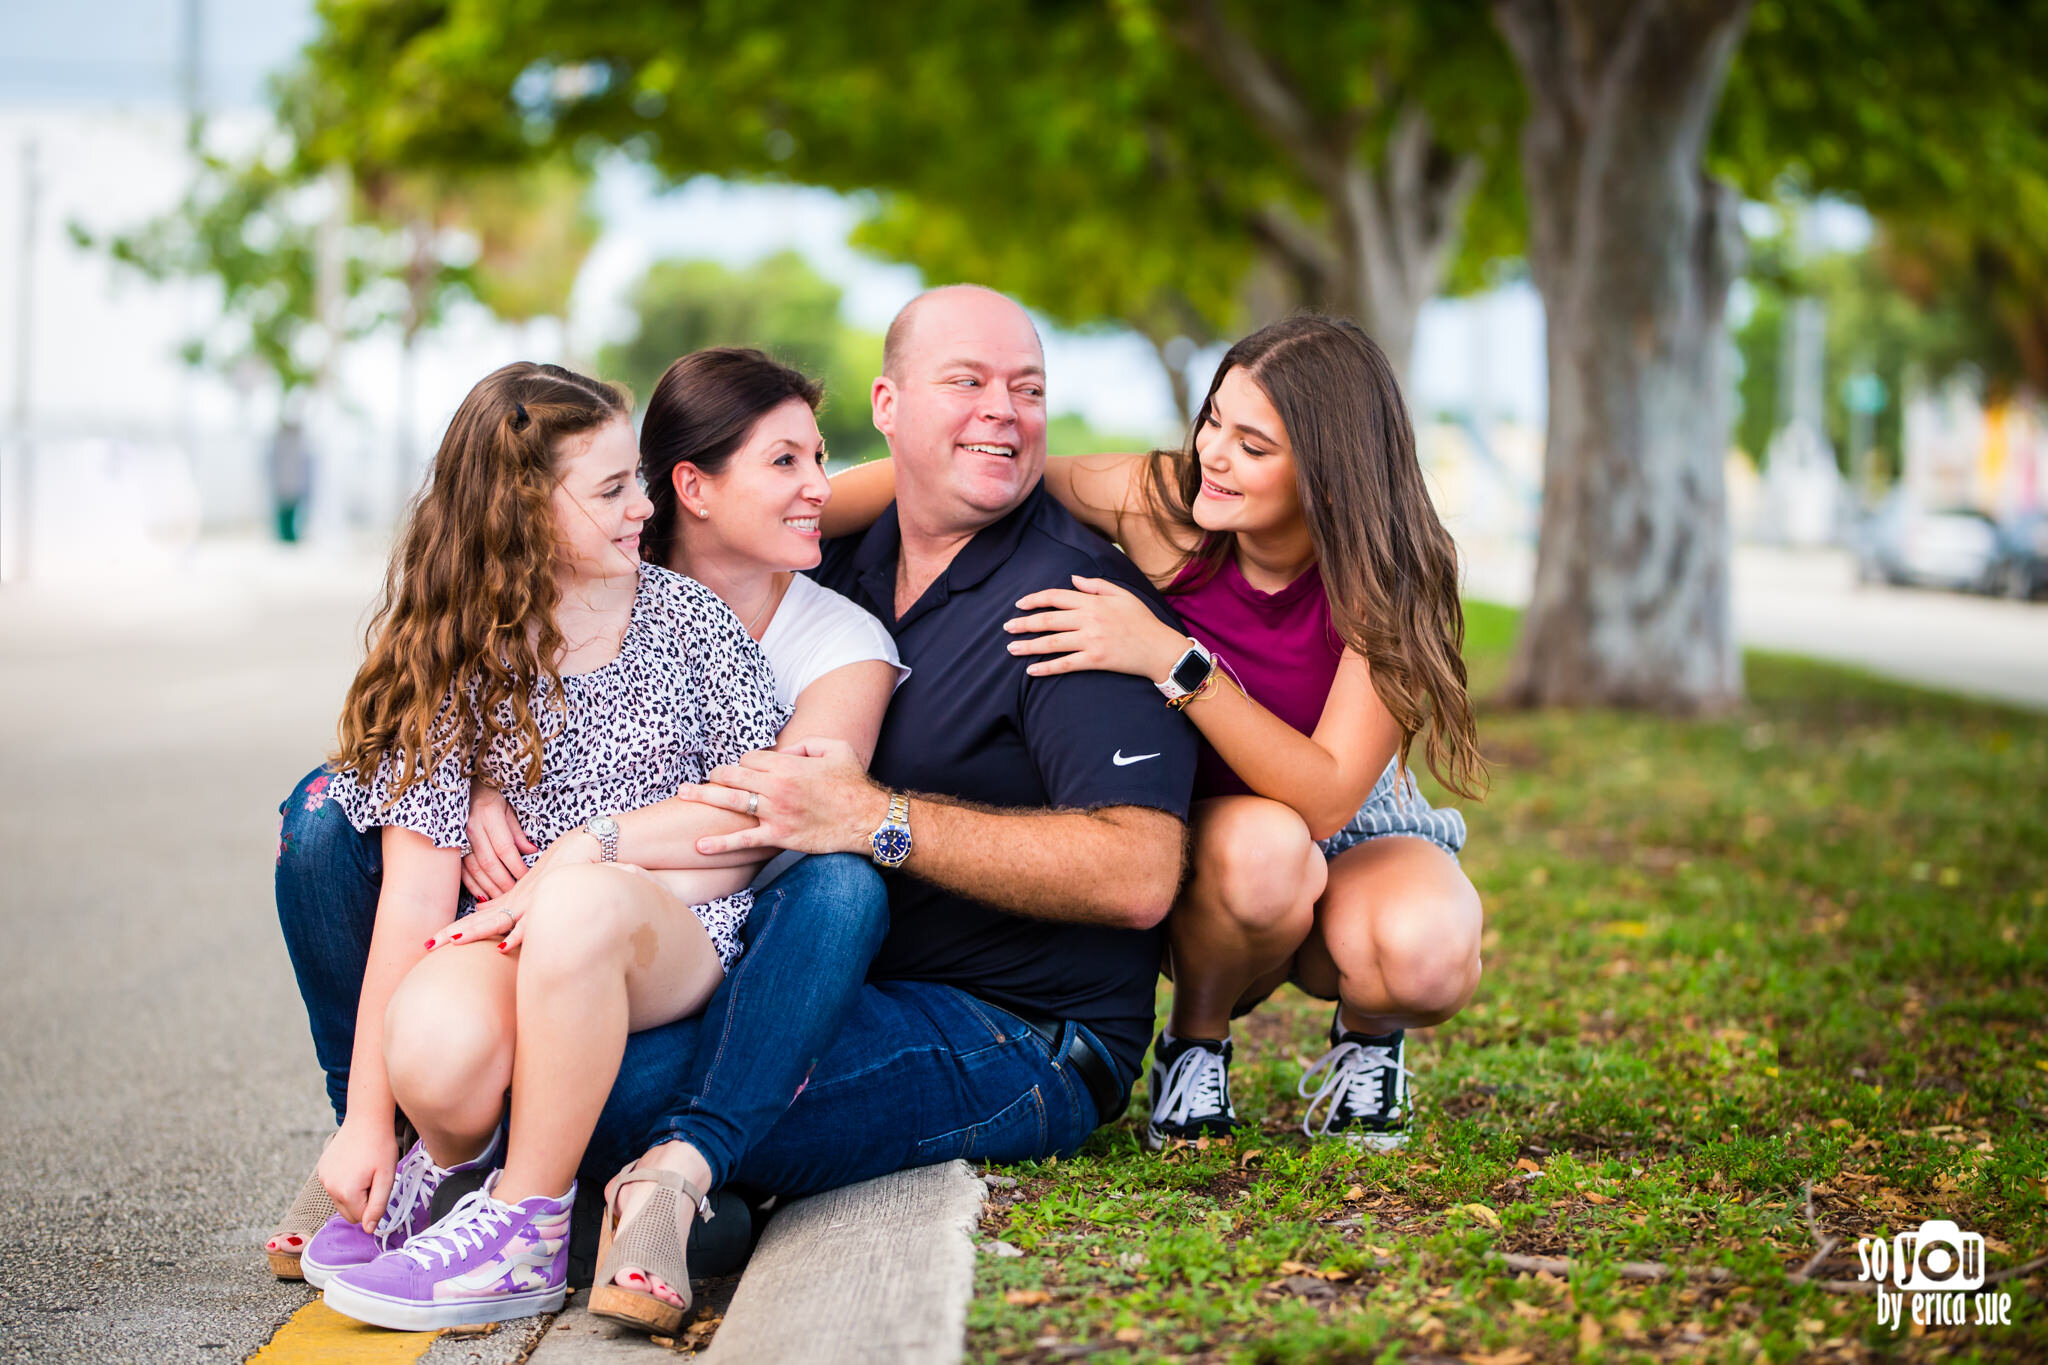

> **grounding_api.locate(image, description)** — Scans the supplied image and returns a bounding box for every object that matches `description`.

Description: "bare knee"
[516,864,640,983]
[383,963,511,1118]
[1368,897,1484,1023]
[1196,802,1325,935]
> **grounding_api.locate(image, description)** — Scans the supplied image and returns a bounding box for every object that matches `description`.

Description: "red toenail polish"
[423,938,435,949]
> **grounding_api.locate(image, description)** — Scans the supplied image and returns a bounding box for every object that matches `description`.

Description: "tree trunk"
[1494,0,1752,712]
[1178,1,1480,388]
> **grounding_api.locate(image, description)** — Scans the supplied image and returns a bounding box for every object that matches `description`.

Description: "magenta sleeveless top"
[1168,552,1343,799]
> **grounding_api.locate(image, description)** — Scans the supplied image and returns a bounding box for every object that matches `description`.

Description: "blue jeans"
[275,767,1109,1197]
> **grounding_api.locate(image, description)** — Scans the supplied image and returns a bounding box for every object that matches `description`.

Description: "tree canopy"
[598,250,885,461]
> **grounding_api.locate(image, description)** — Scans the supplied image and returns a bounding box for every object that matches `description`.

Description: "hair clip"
[511,402,530,430]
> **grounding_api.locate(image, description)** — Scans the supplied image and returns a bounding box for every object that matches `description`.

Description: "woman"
[265,352,900,1332]
[823,315,1483,1151]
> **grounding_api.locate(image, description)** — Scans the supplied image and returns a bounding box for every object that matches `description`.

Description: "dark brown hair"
[1147,315,1484,799]
[639,348,825,566]
[332,362,630,797]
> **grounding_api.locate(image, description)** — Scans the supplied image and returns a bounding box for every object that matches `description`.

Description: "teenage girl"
[823,314,1484,1149]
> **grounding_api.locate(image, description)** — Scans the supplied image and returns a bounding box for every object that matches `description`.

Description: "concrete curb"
[702,1162,985,1365]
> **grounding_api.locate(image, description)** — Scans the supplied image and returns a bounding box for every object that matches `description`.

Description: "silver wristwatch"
[868,792,912,869]
[583,814,621,862]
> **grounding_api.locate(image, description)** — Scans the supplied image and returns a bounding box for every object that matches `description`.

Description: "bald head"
[870,283,1049,537]
[883,284,1043,380]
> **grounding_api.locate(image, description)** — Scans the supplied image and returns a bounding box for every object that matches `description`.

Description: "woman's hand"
[461,785,537,902]
[428,827,604,954]
[1005,575,1187,681]
[320,1113,399,1233]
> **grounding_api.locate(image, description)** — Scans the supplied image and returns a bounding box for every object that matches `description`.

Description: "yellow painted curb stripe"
[247,1299,440,1364]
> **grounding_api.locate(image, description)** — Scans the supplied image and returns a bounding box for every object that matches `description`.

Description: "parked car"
[1855,494,2036,596]
[1995,511,2048,599]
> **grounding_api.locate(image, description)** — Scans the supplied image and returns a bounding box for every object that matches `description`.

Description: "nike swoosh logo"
[1113,750,1160,766]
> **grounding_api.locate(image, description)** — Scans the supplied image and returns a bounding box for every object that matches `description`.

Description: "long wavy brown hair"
[1144,316,1485,800]
[332,362,630,799]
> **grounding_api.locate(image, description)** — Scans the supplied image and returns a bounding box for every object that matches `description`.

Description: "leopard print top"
[328,565,790,969]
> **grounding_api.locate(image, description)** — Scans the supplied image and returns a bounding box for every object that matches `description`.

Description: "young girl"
[824,314,1484,1150]
[302,362,790,1330]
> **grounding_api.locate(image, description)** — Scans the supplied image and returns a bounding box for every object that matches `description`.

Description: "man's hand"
[679,739,890,858]
[462,786,537,901]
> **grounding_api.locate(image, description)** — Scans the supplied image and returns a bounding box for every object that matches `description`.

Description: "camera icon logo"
[1893,1220,1985,1292]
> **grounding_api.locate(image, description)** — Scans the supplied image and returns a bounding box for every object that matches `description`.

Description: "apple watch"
[1155,637,1216,708]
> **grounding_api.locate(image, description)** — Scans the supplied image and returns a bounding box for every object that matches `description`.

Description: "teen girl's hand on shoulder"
[320,1105,400,1232]
[1005,574,1187,683]
[460,783,538,901]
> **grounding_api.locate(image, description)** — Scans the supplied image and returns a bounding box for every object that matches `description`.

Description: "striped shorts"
[1316,758,1466,861]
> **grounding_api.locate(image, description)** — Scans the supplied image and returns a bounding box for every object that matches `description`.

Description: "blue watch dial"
[872,827,912,865]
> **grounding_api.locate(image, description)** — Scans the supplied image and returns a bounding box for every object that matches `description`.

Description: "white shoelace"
[1152,1045,1231,1128]
[374,1145,439,1249]
[397,1189,514,1269]
[1298,1041,1410,1138]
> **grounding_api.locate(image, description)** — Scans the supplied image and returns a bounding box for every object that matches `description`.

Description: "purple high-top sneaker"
[300,1128,502,1289]
[320,1173,574,1331]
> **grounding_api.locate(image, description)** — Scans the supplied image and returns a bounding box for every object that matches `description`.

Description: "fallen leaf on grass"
[1508,1300,1547,1320]
[1463,1350,1534,1365]
[1611,1308,1644,1340]
[1579,1314,1603,1353]
[1453,1203,1502,1228]
[1113,1326,1142,1343]
[1800,1319,1826,1334]
[1005,1290,1052,1307]
[1344,1184,1366,1201]
[1583,1192,1614,1205]
[1237,1147,1265,1170]
[1515,1157,1542,1173]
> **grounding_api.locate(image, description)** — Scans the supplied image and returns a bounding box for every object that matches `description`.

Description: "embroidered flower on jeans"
[303,775,330,812]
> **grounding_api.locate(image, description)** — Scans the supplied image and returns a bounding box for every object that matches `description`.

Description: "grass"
[967,602,2048,1364]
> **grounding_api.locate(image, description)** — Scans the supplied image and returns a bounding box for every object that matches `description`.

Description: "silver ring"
[746,792,760,818]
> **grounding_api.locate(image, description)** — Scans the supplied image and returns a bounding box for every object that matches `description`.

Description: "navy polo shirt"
[812,481,1198,1079]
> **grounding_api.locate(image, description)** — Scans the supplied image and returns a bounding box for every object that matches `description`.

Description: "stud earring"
[697,508,709,519]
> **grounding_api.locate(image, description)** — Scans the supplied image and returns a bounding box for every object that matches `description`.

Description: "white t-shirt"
[747,573,905,891]
[757,571,906,710]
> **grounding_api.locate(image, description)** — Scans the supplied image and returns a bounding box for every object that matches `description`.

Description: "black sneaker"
[1144,1033,1238,1150]
[1297,1014,1411,1149]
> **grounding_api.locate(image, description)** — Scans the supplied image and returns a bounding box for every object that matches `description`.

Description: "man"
[581,285,1199,1305]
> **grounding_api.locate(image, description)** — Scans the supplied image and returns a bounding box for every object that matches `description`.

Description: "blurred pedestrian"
[265,418,312,543]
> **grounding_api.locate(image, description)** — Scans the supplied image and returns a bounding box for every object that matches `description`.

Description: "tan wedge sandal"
[263,1166,337,1279]
[586,1167,710,1335]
